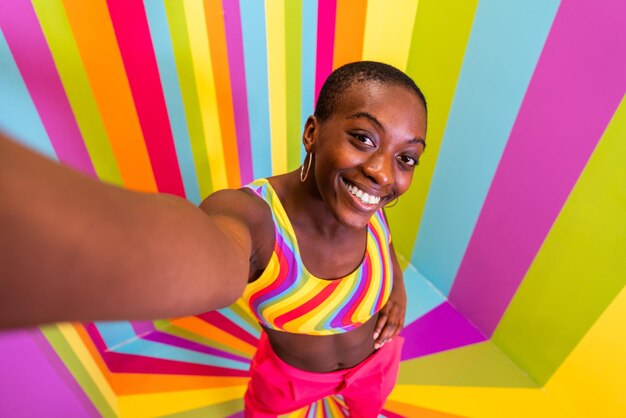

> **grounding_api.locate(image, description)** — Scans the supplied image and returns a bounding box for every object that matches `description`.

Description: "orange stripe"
[62,0,157,192]
[170,317,256,356]
[204,0,241,188]
[333,0,368,68]
[73,323,248,395]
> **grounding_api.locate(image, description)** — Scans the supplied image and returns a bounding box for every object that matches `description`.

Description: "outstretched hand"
[372,283,407,349]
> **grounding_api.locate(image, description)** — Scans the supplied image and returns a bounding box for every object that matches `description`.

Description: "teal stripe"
[218,306,261,339]
[411,0,560,295]
[240,0,272,179]
[96,322,248,370]
[143,0,201,204]
[0,29,55,158]
[300,0,317,161]
[402,263,446,325]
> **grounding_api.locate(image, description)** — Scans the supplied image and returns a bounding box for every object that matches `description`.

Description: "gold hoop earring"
[300,152,313,182]
[385,197,399,208]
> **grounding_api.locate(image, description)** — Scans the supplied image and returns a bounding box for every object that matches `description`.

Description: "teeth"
[342,179,381,205]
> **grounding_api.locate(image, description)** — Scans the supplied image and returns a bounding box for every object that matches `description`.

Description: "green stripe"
[164,0,213,198]
[41,325,117,418]
[154,320,252,360]
[285,0,303,171]
[32,0,123,186]
[165,398,244,417]
[398,341,538,387]
[492,97,626,385]
[387,0,479,263]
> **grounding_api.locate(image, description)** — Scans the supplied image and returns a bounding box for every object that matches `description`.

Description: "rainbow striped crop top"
[241,179,393,336]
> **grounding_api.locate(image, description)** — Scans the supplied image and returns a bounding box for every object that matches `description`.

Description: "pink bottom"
[244,332,403,417]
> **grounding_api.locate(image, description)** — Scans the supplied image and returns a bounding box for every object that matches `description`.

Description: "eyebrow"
[347,111,427,149]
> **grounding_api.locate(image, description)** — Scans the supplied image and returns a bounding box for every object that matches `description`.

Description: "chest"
[294,226,368,280]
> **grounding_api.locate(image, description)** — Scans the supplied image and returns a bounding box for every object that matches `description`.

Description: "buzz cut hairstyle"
[314,61,427,123]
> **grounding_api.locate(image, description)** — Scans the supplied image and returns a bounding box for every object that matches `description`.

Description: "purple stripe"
[129,321,250,363]
[223,0,254,185]
[0,329,98,417]
[449,0,626,336]
[400,303,486,361]
[0,1,95,175]
[252,232,298,312]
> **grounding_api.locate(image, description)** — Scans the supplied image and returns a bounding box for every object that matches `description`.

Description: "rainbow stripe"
[1,0,625,416]
[242,179,392,336]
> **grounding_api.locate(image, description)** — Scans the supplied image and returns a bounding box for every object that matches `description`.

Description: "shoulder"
[199,186,275,266]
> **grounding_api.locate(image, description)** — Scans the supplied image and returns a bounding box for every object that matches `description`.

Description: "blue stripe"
[218,306,261,338]
[300,0,317,161]
[402,264,446,325]
[143,0,201,204]
[95,321,248,369]
[411,0,560,295]
[0,29,55,159]
[240,0,272,179]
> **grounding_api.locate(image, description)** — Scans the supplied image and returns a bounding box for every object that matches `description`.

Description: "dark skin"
[201,81,427,372]
[0,80,426,375]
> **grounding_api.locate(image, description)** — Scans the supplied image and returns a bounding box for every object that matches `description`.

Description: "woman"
[0,61,427,417]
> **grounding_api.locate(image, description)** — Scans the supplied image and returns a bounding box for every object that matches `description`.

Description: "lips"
[341,177,382,205]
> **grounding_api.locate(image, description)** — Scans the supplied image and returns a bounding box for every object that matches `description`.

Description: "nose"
[362,151,393,186]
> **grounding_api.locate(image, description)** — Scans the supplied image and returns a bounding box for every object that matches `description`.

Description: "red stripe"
[84,323,248,377]
[273,279,341,329]
[342,252,372,327]
[106,0,185,196]
[197,311,259,347]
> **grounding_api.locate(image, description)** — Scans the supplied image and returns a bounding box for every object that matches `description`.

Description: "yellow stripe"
[293,275,356,332]
[362,0,419,70]
[265,0,288,175]
[544,286,626,416]
[183,0,228,191]
[57,323,120,416]
[118,385,247,417]
[389,385,570,418]
[261,278,324,326]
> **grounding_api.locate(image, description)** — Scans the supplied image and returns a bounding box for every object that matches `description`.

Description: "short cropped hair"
[314,61,427,122]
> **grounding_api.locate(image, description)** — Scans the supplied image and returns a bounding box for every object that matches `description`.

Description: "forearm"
[0,135,250,328]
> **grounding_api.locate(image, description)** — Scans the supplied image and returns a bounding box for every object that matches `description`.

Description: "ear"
[302,115,319,154]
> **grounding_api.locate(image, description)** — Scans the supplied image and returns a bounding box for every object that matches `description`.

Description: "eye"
[397,154,419,167]
[351,133,375,147]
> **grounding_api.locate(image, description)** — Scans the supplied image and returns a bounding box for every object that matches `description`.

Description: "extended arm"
[0,134,251,329]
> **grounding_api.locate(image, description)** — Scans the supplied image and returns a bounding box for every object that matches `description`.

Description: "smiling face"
[303,81,427,229]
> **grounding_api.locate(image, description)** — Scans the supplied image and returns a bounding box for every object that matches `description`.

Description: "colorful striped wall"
[1,0,625,417]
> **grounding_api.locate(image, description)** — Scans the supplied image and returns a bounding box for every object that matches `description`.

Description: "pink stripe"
[314,0,337,102]
[223,0,254,185]
[0,329,99,417]
[84,323,248,377]
[0,1,95,175]
[449,0,626,336]
[106,0,185,196]
[400,303,486,361]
